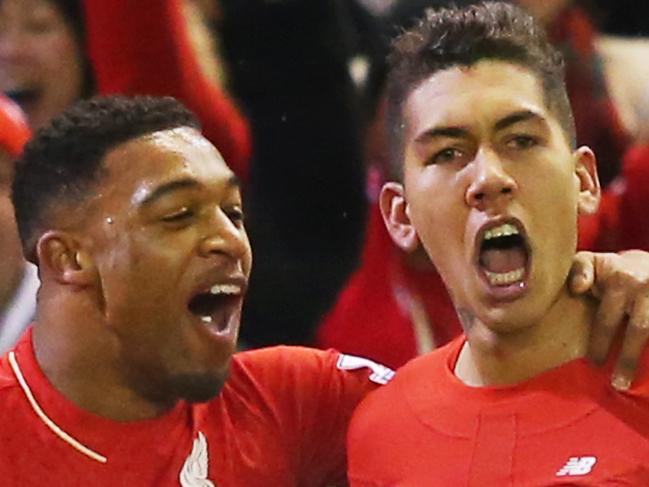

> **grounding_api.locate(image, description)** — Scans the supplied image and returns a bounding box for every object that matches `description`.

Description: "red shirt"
[0,329,392,486]
[348,336,649,486]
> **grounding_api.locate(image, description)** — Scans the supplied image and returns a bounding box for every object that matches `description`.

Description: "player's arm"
[257,347,391,486]
[569,250,649,389]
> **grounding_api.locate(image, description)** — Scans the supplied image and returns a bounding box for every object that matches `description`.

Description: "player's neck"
[454,287,596,387]
[32,291,176,421]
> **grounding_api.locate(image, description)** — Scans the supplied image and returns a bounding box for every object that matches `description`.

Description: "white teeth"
[201,316,213,324]
[210,284,240,295]
[485,268,525,286]
[484,223,519,241]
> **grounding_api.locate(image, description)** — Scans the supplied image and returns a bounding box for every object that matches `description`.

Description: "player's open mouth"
[187,283,243,334]
[476,220,530,292]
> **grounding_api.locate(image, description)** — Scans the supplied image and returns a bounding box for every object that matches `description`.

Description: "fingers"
[569,251,596,296]
[611,291,649,390]
[587,286,627,366]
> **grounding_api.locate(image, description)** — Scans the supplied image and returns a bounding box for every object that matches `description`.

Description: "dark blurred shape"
[220,0,369,346]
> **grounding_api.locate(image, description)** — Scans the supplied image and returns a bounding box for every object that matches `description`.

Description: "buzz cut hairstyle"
[12,95,201,261]
[385,0,576,180]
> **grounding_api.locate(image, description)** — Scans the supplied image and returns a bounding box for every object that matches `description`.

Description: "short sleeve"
[234,346,393,486]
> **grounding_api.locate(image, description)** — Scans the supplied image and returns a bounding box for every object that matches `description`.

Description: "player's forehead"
[97,127,237,209]
[403,60,550,136]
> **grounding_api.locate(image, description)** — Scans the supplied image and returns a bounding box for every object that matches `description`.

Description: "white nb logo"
[180,432,215,487]
[556,456,597,477]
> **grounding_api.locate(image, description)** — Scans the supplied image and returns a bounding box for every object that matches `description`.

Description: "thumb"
[569,251,596,296]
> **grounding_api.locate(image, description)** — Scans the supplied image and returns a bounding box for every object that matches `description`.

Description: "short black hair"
[12,95,201,261]
[386,1,575,179]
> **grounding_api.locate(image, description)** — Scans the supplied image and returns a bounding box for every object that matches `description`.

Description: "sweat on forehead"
[11,95,202,260]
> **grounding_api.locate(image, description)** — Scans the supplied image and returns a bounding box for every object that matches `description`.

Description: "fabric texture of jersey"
[348,335,649,486]
[0,329,387,486]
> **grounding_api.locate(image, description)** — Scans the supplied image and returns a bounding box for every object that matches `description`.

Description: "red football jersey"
[0,329,393,485]
[348,336,649,486]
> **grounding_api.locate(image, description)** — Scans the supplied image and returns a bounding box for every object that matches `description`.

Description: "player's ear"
[36,231,97,286]
[574,146,600,216]
[379,182,420,253]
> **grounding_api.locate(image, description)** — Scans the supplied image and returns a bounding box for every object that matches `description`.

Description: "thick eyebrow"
[493,110,547,132]
[136,174,241,208]
[136,178,201,207]
[414,126,470,144]
[413,110,548,145]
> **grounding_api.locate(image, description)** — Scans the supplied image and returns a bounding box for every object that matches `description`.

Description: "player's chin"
[170,366,231,403]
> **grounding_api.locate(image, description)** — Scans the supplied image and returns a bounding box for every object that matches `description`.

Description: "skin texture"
[381,60,601,386]
[33,127,252,420]
[0,150,24,309]
[0,0,84,129]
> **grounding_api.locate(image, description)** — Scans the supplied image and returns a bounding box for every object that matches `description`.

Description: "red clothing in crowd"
[549,7,630,187]
[582,144,649,252]
[83,0,251,180]
[348,336,649,486]
[317,200,461,370]
[0,329,392,486]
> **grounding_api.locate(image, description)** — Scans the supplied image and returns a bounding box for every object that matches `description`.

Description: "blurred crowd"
[1,0,649,367]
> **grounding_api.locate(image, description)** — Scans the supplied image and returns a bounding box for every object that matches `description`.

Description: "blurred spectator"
[538,0,630,187]
[0,0,89,131]
[0,94,35,352]
[0,0,250,179]
[596,35,649,143]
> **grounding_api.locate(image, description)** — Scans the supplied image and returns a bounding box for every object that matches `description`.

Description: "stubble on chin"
[170,366,231,404]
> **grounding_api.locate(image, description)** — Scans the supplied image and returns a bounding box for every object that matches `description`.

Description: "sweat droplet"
[106,217,114,224]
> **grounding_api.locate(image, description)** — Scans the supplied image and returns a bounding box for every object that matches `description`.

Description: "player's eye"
[430,147,463,165]
[224,206,245,226]
[507,135,538,150]
[161,207,193,223]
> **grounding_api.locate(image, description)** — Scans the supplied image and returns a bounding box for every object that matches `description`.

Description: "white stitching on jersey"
[8,351,108,463]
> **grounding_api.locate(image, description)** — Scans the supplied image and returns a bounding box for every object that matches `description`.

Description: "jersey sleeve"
[235,346,393,486]
[82,0,251,180]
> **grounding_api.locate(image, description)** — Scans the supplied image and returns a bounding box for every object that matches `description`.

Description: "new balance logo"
[556,456,597,477]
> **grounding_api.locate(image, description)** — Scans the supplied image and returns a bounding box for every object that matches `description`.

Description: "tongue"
[480,247,526,273]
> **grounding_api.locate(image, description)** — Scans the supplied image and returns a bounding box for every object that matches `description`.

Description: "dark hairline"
[388,58,576,181]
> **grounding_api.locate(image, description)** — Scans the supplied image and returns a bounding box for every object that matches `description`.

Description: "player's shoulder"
[234,344,334,365]
[231,345,394,386]
[350,339,457,423]
[231,345,336,379]
[387,338,456,388]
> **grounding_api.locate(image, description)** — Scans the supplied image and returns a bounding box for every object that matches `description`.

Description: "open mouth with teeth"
[478,222,530,289]
[187,284,242,333]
